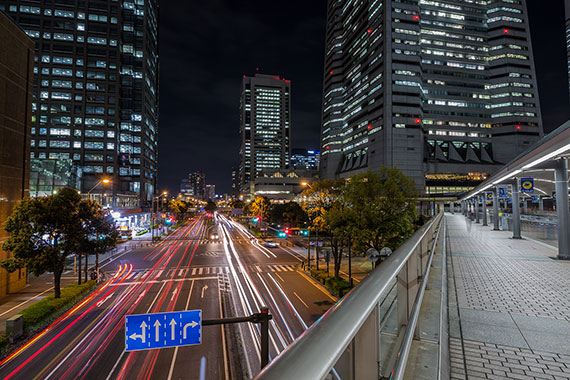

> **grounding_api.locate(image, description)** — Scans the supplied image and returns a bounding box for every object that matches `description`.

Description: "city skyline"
[156,0,570,195]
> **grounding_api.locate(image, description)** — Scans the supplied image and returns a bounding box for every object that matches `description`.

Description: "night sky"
[157,0,570,194]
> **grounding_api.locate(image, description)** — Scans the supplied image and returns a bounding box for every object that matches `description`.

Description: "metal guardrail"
[254,212,444,380]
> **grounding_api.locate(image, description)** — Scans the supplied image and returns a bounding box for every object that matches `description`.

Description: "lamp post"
[151,191,168,241]
[301,181,319,271]
[87,178,111,200]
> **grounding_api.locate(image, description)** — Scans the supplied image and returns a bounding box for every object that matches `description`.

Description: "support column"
[539,196,544,213]
[554,159,570,260]
[450,201,454,214]
[482,194,488,226]
[475,197,480,223]
[512,179,521,239]
[493,187,500,230]
[523,199,528,214]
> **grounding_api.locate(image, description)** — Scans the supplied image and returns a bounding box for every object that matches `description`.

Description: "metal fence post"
[260,306,270,369]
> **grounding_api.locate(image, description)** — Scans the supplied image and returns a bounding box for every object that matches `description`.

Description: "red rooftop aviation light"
[330,70,334,75]
[516,125,521,130]
[367,124,372,130]
[368,28,372,34]
[503,29,509,34]
[325,145,330,150]
[415,118,421,124]
[413,15,419,20]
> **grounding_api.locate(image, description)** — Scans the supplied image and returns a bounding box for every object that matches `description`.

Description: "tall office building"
[320,0,543,195]
[186,171,206,200]
[0,10,33,296]
[566,0,570,101]
[205,184,215,201]
[0,0,159,209]
[239,74,291,196]
[291,148,320,170]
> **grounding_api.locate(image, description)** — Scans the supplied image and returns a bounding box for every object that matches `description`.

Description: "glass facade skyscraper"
[320,0,543,195]
[239,74,291,196]
[0,0,159,209]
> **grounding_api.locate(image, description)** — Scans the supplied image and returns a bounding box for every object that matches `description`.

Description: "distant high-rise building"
[0,10,34,297]
[205,184,215,201]
[180,178,192,195]
[566,0,570,101]
[231,166,239,197]
[291,149,320,171]
[0,1,159,208]
[186,171,206,200]
[239,74,291,196]
[320,0,543,195]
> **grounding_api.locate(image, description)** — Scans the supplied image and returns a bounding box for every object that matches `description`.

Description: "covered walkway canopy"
[457,120,570,259]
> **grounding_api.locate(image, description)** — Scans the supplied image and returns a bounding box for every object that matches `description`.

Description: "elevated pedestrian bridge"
[254,121,570,379]
[254,212,570,380]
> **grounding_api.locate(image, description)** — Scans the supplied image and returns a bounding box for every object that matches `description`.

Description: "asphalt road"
[0,214,337,380]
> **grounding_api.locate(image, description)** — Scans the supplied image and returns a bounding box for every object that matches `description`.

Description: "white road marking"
[167,280,194,380]
[293,291,309,309]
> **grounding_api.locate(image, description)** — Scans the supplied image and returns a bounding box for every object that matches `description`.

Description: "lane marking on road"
[114,277,218,286]
[198,268,203,275]
[275,273,285,283]
[293,292,309,309]
[178,269,184,276]
[167,280,194,380]
[267,273,309,330]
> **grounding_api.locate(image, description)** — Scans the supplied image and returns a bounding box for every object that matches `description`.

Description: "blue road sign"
[531,195,538,203]
[520,178,534,194]
[486,192,493,201]
[553,191,557,200]
[125,310,202,352]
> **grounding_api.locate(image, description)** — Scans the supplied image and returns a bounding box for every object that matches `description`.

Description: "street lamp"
[87,178,111,200]
[300,181,319,271]
[151,191,168,241]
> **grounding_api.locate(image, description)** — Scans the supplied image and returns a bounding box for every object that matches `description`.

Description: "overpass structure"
[253,121,570,380]
[458,120,570,260]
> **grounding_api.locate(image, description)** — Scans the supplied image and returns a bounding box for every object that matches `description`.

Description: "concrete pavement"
[447,213,570,380]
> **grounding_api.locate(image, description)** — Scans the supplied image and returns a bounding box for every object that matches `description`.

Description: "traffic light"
[252,216,259,224]
[277,231,287,238]
[301,230,309,236]
[284,228,290,235]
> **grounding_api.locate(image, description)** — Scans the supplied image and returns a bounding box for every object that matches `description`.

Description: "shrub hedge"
[310,269,352,297]
[21,280,97,329]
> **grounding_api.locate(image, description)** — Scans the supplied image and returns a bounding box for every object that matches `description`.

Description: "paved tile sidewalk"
[447,214,570,379]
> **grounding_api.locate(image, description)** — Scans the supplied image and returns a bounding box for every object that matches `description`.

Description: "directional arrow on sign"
[130,321,147,343]
[183,321,199,339]
[169,319,177,340]
[153,320,161,342]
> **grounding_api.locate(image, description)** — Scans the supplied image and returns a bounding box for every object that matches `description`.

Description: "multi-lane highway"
[0,214,337,380]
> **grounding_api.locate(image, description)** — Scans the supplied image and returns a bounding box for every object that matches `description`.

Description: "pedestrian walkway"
[446,213,570,380]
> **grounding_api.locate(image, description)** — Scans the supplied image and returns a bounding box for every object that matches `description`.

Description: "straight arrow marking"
[153,320,161,342]
[169,319,177,340]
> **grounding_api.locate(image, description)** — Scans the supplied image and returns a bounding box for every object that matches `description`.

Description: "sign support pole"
[202,307,272,369]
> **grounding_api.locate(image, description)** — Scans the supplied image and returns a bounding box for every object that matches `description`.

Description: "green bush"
[0,335,8,354]
[310,269,352,297]
[21,280,97,329]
